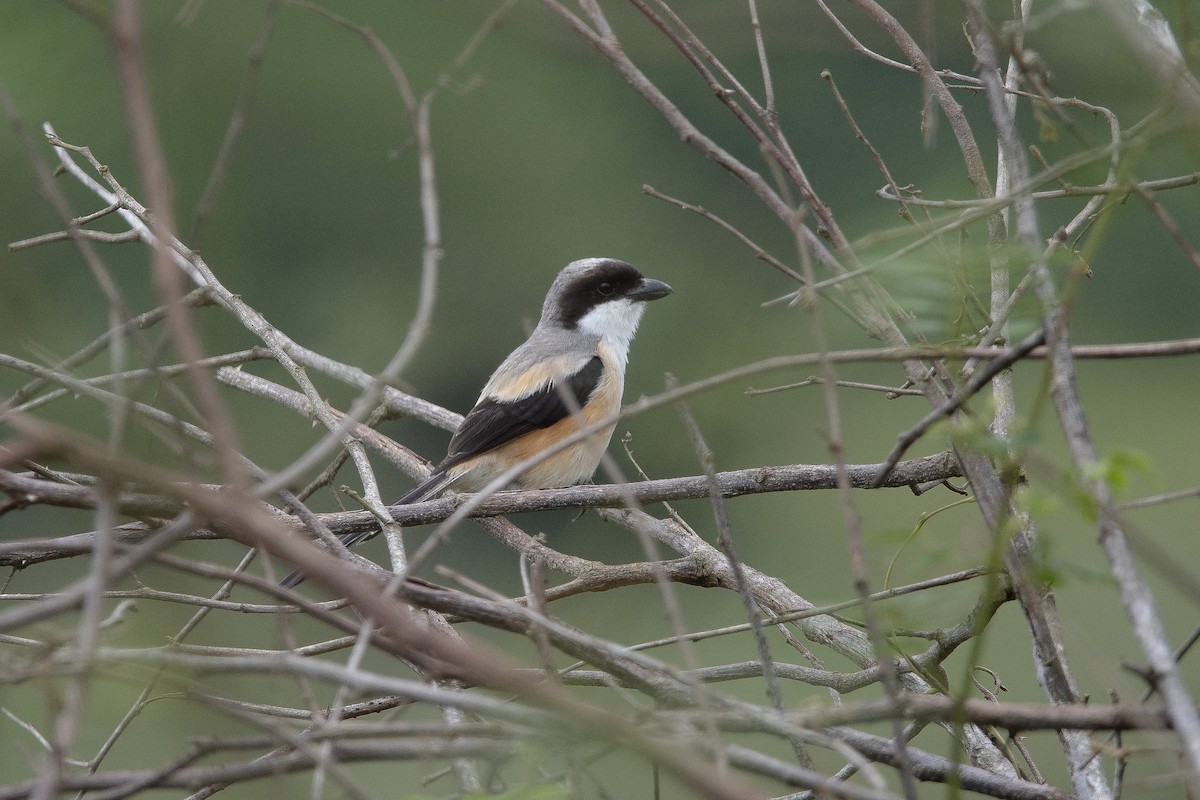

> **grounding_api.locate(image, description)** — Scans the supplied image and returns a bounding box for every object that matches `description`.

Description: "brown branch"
[112,0,247,490]
[866,696,1173,733]
[0,426,765,800]
[843,0,992,201]
[0,452,964,548]
[671,376,809,768]
[653,696,1175,735]
[3,288,213,409]
[967,5,1200,794]
[876,171,1200,207]
[188,1,281,247]
[641,184,803,281]
[872,328,1047,487]
[538,0,795,226]
[0,740,513,800]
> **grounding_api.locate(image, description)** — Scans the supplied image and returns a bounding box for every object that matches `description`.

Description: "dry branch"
[5,2,1200,798]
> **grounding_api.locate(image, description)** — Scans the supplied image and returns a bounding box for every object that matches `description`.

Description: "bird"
[280,257,672,588]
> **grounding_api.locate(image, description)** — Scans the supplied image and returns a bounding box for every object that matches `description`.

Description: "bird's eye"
[597,282,614,296]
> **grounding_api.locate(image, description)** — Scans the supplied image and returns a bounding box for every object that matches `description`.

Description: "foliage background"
[2,1,1199,797]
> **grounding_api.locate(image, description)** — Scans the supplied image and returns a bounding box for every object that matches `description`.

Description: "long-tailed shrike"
[281,257,671,588]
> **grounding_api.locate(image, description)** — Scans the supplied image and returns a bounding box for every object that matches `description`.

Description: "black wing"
[278,359,603,591]
[439,356,603,472]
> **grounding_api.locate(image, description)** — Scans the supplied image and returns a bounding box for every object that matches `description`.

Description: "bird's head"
[541,258,672,353]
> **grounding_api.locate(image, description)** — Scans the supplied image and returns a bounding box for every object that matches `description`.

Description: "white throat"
[576,298,646,372]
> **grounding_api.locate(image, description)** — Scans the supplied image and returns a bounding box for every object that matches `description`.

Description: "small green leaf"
[1086,449,1150,494]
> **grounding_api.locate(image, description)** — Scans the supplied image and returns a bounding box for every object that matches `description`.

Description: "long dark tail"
[278,471,453,589]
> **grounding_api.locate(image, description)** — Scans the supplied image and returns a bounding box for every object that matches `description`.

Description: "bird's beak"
[629,277,673,302]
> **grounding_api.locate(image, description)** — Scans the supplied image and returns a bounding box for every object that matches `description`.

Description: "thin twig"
[871,328,1047,487]
[670,374,810,768]
[188,0,282,246]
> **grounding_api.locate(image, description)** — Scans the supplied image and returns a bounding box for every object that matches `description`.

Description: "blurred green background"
[2,1,1200,797]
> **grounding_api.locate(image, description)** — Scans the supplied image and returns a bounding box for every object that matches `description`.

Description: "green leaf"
[1086,449,1151,494]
